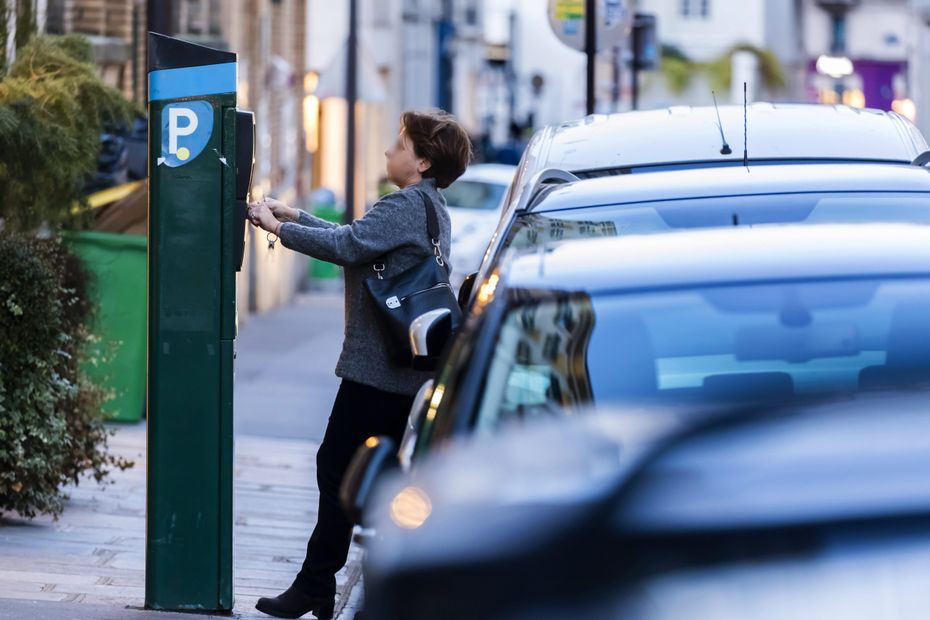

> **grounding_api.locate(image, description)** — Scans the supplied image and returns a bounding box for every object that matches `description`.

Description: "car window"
[441,180,508,210]
[504,192,930,253]
[473,278,930,432]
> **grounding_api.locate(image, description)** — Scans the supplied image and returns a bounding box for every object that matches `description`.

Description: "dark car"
[374,169,930,480]
[365,390,930,620]
[409,222,930,458]
[342,222,930,523]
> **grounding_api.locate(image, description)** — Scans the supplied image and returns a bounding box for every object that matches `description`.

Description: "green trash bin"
[309,190,344,282]
[63,231,147,423]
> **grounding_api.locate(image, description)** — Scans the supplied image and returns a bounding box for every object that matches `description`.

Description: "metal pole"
[146,0,174,106]
[611,44,621,112]
[438,0,454,112]
[585,0,596,114]
[507,10,517,132]
[631,18,640,111]
[147,0,173,35]
[345,0,358,224]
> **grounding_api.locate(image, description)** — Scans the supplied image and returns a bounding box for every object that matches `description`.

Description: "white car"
[462,103,930,305]
[440,164,516,288]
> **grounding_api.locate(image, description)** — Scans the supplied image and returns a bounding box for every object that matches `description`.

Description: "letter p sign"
[160,101,214,167]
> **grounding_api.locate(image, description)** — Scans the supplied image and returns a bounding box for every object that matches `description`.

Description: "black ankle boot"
[255,584,335,619]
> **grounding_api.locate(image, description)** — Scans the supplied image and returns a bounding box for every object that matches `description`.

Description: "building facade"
[28,0,488,316]
[799,0,912,116]
[631,0,806,108]
[305,0,486,216]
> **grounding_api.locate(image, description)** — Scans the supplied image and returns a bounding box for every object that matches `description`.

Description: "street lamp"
[815,0,860,101]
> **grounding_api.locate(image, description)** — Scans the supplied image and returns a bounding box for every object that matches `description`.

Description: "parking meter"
[146,32,254,612]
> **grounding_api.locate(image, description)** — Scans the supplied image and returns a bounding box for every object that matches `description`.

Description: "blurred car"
[342,223,930,523]
[365,390,930,620]
[457,104,930,304]
[440,164,516,288]
[406,221,930,459]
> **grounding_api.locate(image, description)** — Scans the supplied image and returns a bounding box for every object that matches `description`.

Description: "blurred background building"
[800,0,912,116]
[8,0,930,317]
[26,0,493,318]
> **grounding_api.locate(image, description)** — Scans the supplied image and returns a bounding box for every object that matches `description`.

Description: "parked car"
[365,390,930,620]
[440,164,516,288]
[457,104,930,304]
[340,219,930,506]
[470,162,930,290]
[339,107,930,618]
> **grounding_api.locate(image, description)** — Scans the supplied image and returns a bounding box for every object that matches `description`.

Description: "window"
[680,0,711,19]
[440,180,508,210]
[504,192,930,255]
[176,0,222,37]
[473,276,930,431]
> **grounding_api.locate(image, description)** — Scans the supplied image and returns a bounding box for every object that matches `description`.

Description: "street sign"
[547,0,632,52]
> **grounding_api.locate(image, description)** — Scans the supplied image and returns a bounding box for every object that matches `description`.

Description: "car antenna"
[743,82,749,169]
[712,91,732,155]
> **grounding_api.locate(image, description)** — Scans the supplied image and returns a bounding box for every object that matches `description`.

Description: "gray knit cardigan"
[278,177,452,396]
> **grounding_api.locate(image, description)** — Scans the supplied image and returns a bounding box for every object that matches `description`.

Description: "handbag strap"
[417,187,446,268]
[422,188,441,241]
[372,186,445,278]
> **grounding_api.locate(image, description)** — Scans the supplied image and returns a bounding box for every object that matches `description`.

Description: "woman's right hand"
[264,197,299,223]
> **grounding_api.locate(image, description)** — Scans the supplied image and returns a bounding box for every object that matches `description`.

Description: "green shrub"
[0,34,139,233]
[0,233,132,519]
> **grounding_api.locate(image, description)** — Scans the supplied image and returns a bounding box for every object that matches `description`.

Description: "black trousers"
[293,379,414,597]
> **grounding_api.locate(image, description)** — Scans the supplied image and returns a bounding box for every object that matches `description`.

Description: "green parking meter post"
[146,33,244,611]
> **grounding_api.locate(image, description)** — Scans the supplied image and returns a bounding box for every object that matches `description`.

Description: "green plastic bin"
[310,203,343,281]
[63,231,147,422]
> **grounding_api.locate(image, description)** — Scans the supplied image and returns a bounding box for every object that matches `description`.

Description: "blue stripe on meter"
[149,62,237,101]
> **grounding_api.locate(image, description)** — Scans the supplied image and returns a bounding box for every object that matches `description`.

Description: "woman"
[248,109,472,619]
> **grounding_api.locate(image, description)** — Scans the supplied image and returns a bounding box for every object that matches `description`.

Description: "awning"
[314,41,387,102]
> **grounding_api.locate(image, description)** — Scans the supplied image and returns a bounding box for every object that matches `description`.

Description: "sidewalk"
[0,292,361,619]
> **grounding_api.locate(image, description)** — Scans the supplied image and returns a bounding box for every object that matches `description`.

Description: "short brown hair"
[400,109,473,188]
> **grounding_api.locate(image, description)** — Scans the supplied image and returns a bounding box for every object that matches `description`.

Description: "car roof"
[530,104,928,175]
[503,223,930,294]
[456,164,517,185]
[530,162,930,212]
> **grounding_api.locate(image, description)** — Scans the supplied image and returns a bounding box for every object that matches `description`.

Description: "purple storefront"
[807,58,909,113]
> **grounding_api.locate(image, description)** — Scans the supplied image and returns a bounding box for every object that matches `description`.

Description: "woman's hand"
[264,197,299,223]
[247,201,283,235]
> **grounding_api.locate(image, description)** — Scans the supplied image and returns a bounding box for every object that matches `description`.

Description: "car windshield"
[473,276,930,432]
[505,192,930,251]
[442,179,508,210]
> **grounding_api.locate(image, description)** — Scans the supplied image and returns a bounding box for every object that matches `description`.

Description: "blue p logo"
[160,101,214,167]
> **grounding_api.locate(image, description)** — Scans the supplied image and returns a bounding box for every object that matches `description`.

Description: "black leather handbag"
[364,189,463,367]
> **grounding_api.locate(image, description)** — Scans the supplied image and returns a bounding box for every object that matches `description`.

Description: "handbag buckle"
[386,296,400,309]
[373,263,386,280]
[431,238,444,267]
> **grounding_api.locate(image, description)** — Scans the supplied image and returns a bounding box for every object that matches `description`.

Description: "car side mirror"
[458,272,478,310]
[409,308,453,371]
[398,379,433,471]
[339,435,398,525]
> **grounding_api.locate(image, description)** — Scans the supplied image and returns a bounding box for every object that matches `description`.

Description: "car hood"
[365,408,682,574]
